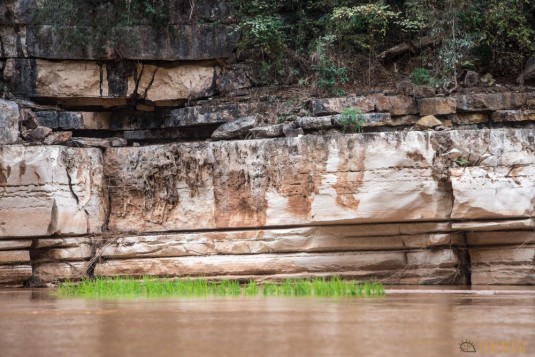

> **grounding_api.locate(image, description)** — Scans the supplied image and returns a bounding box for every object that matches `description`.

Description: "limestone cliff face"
[0,0,534,287]
[1,128,534,286]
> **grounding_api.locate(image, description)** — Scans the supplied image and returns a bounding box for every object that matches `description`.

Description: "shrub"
[337,107,365,133]
[410,68,431,85]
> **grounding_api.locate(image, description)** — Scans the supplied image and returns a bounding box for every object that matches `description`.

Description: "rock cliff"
[0,0,534,286]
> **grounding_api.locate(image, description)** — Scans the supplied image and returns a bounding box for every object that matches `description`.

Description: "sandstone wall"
[0,0,534,287]
[1,115,534,285]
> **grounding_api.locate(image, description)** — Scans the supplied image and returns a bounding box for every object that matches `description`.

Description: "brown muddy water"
[0,287,534,357]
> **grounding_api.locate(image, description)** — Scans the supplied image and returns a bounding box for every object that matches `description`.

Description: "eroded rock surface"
[0,145,107,238]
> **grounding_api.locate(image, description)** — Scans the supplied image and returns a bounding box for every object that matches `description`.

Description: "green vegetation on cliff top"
[57,277,385,298]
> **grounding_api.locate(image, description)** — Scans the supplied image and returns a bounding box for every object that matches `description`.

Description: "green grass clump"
[57,277,385,299]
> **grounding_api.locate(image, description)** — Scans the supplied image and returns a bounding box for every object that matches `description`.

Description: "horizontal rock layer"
[104,129,534,232]
[1,129,534,286]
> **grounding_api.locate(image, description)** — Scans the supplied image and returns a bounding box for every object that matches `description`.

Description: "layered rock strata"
[1,126,534,286]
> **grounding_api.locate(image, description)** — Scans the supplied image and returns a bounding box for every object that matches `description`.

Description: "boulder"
[415,115,442,128]
[211,115,257,140]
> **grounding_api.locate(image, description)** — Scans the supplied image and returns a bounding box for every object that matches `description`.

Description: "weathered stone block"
[467,231,535,246]
[456,92,527,112]
[0,250,30,264]
[211,115,257,140]
[0,145,107,238]
[451,165,535,220]
[311,96,375,116]
[4,59,218,104]
[98,229,462,259]
[448,113,489,125]
[492,110,535,122]
[372,94,418,115]
[0,240,33,250]
[0,100,20,144]
[418,97,457,116]
[32,262,90,282]
[470,246,535,285]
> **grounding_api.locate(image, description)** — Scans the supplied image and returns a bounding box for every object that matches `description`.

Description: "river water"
[0,287,533,357]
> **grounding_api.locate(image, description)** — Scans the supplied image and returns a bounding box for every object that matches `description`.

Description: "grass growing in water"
[57,277,384,299]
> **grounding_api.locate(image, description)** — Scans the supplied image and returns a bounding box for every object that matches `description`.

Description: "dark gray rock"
[23,24,238,61]
[2,58,37,97]
[217,65,252,94]
[211,115,257,140]
[35,111,59,128]
[0,99,20,144]
[164,102,268,128]
[20,108,37,129]
[249,124,284,138]
[296,116,335,130]
[282,123,304,138]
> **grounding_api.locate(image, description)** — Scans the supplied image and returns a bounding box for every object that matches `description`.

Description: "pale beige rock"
[95,251,408,277]
[137,64,215,102]
[452,219,535,232]
[35,60,107,97]
[0,145,107,238]
[0,265,32,286]
[451,165,535,220]
[467,231,535,246]
[470,246,535,265]
[416,115,442,128]
[471,265,535,285]
[470,246,535,284]
[98,229,463,259]
[32,237,93,249]
[33,262,90,282]
[446,129,535,167]
[407,249,459,268]
[105,131,452,233]
[0,240,32,250]
[0,250,30,264]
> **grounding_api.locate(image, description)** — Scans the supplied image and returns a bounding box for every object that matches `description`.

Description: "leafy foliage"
[410,68,431,85]
[337,107,364,133]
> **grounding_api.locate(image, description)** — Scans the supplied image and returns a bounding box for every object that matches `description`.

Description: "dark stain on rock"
[333,138,364,210]
[46,199,59,236]
[0,163,11,186]
[19,160,26,179]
